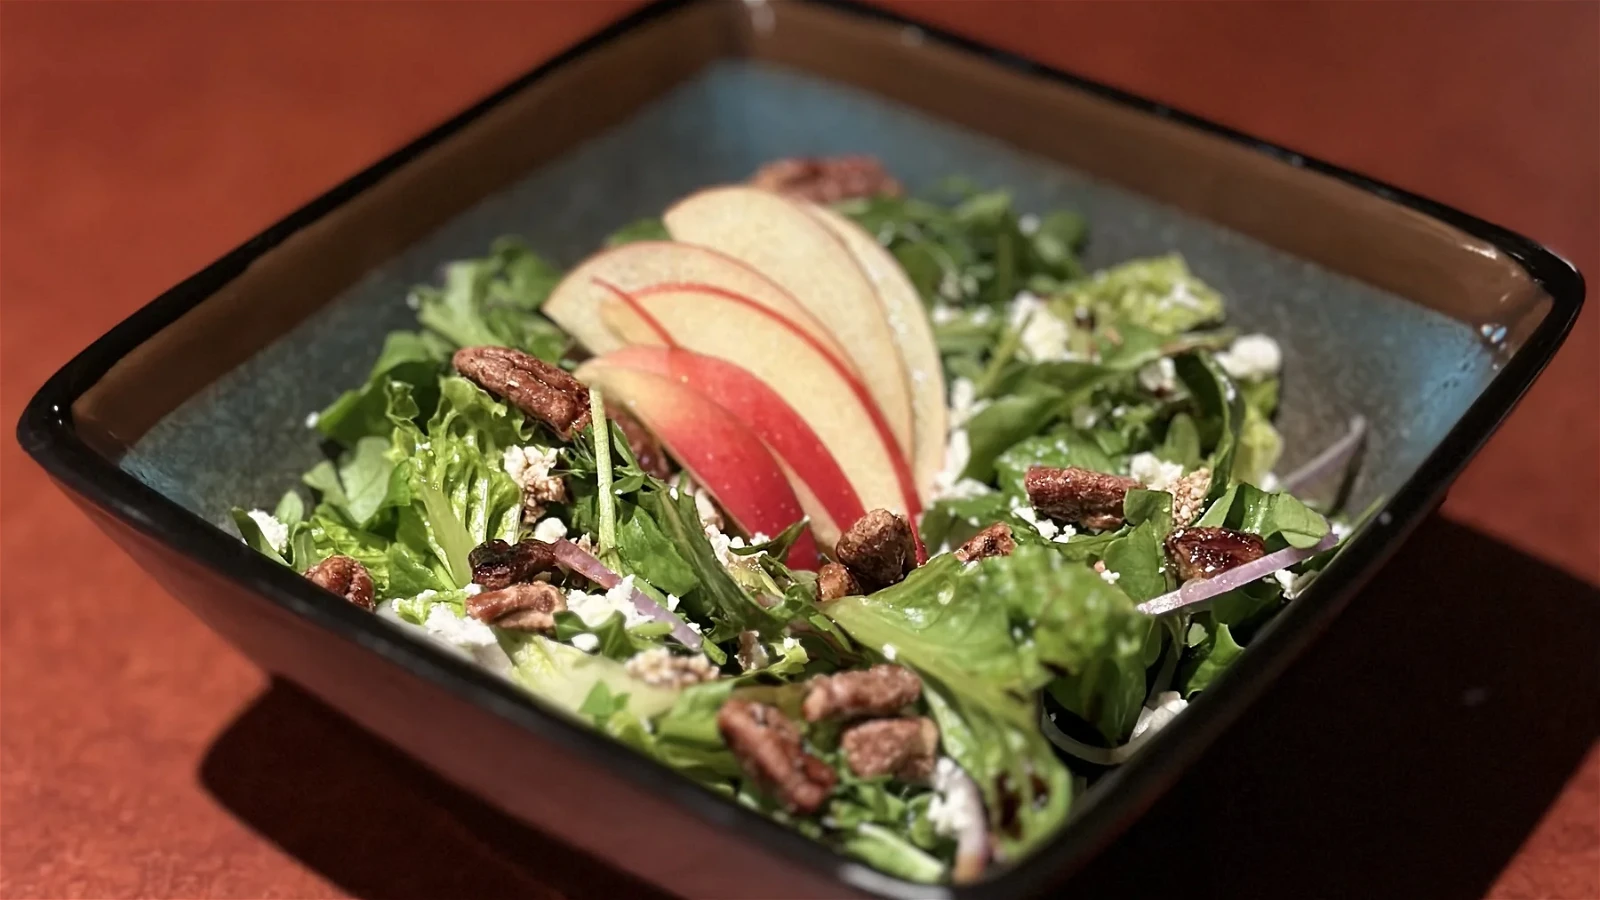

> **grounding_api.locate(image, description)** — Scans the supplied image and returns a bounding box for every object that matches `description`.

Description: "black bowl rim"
[15,0,1585,897]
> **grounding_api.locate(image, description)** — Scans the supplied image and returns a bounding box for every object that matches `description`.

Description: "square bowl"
[16,0,1583,897]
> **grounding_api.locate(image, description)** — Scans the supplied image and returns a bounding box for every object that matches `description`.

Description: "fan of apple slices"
[543,186,947,561]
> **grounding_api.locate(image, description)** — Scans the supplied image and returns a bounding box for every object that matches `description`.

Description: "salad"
[233,156,1366,884]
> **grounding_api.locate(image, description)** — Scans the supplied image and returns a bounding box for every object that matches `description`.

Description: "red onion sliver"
[549,539,704,650]
[944,764,989,883]
[1281,415,1367,494]
[1136,531,1338,616]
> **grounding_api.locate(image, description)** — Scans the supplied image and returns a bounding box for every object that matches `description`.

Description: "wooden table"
[2,3,1595,898]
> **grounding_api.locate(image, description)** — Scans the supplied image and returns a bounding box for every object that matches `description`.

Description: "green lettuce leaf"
[1060,254,1224,334]
[1196,483,1330,550]
[315,330,448,447]
[413,237,568,361]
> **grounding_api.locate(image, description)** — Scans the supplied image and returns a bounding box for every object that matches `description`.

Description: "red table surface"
[2,3,1595,899]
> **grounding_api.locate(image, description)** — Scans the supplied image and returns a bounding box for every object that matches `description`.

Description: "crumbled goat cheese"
[927,758,981,839]
[692,484,723,531]
[1071,406,1099,429]
[565,575,651,629]
[1130,691,1187,740]
[881,643,898,661]
[666,593,681,612]
[625,647,720,687]
[1215,334,1282,382]
[570,633,600,653]
[418,604,513,676]
[304,410,320,429]
[1129,452,1185,493]
[246,510,288,554]
[1332,520,1352,541]
[1260,472,1282,492]
[531,517,567,544]
[1099,568,1122,585]
[948,377,979,427]
[1010,502,1060,540]
[1020,307,1073,363]
[503,445,565,515]
[1007,291,1044,329]
[782,636,800,651]
[737,631,770,672]
[1272,569,1298,595]
[1018,213,1040,235]
[1051,527,1077,543]
[930,427,975,501]
[1137,357,1178,395]
[931,302,958,325]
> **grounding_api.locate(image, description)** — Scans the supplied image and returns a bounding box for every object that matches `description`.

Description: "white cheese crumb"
[881,643,898,661]
[405,290,421,310]
[304,410,320,429]
[570,633,600,653]
[948,377,979,426]
[502,445,564,514]
[1018,213,1040,235]
[1007,290,1043,329]
[1099,568,1122,585]
[1071,406,1099,430]
[1332,520,1352,541]
[927,758,981,839]
[1215,334,1282,382]
[531,517,567,544]
[929,428,974,501]
[1019,307,1073,363]
[1011,503,1059,540]
[1137,357,1177,395]
[565,576,650,629]
[931,302,958,324]
[1051,527,1077,543]
[423,604,499,650]
[1261,472,1282,492]
[1130,691,1187,740]
[781,636,800,650]
[1129,452,1185,493]
[246,510,288,553]
[666,593,681,612]
[1272,569,1298,595]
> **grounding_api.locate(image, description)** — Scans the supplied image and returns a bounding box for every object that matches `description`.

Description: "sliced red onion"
[1136,532,1338,616]
[937,761,990,883]
[549,539,703,650]
[1281,415,1367,495]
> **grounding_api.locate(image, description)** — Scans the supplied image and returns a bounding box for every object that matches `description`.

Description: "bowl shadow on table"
[198,515,1598,900]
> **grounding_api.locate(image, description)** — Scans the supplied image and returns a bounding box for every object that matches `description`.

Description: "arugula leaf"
[1196,483,1330,549]
[839,825,946,883]
[1178,620,1244,696]
[1100,489,1174,603]
[640,485,785,643]
[1175,352,1244,499]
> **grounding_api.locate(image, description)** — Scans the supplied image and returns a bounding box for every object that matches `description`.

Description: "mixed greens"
[233,175,1363,884]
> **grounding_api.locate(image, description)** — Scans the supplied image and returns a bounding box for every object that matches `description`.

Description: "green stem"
[975,323,1024,398]
[590,388,617,556]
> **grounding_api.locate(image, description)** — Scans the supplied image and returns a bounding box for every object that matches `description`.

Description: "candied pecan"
[453,346,591,440]
[305,555,375,611]
[717,700,837,815]
[835,509,915,591]
[1024,465,1140,530]
[608,408,671,479]
[802,664,922,723]
[469,538,559,590]
[815,562,861,603]
[841,717,940,783]
[466,582,566,632]
[1165,527,1267,582]
[749,155,903,204]
[625,648,720,687]
[1170,467,1213,527]
[955,522,1016,563]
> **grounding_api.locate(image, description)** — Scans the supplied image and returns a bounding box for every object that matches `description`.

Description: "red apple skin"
[582,346,868,545]
[596,284,924,531]
[580,365,820,570]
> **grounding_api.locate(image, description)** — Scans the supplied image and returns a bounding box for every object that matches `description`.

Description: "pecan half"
[955,522,1016,563]
[1024,466,1140,530]
[717,700,837,815]
[802,664,922,723]
[815,562,861,603]
[749,155,902,204]
[469,538,559,590]
[1165,527,1267,582]
[466,582,566,632]
[835,509,915,592]
[841,717,940,783]
[608,408,671,479]
[453,346,590,440]
[305,555,375,611]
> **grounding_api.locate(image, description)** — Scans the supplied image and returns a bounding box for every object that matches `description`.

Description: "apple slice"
[581,364,820,570]
[580,346,867,548]
[803,203,948,503]
[541,241,854,368]
[593,283,922,531]
[663,186,915,455]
